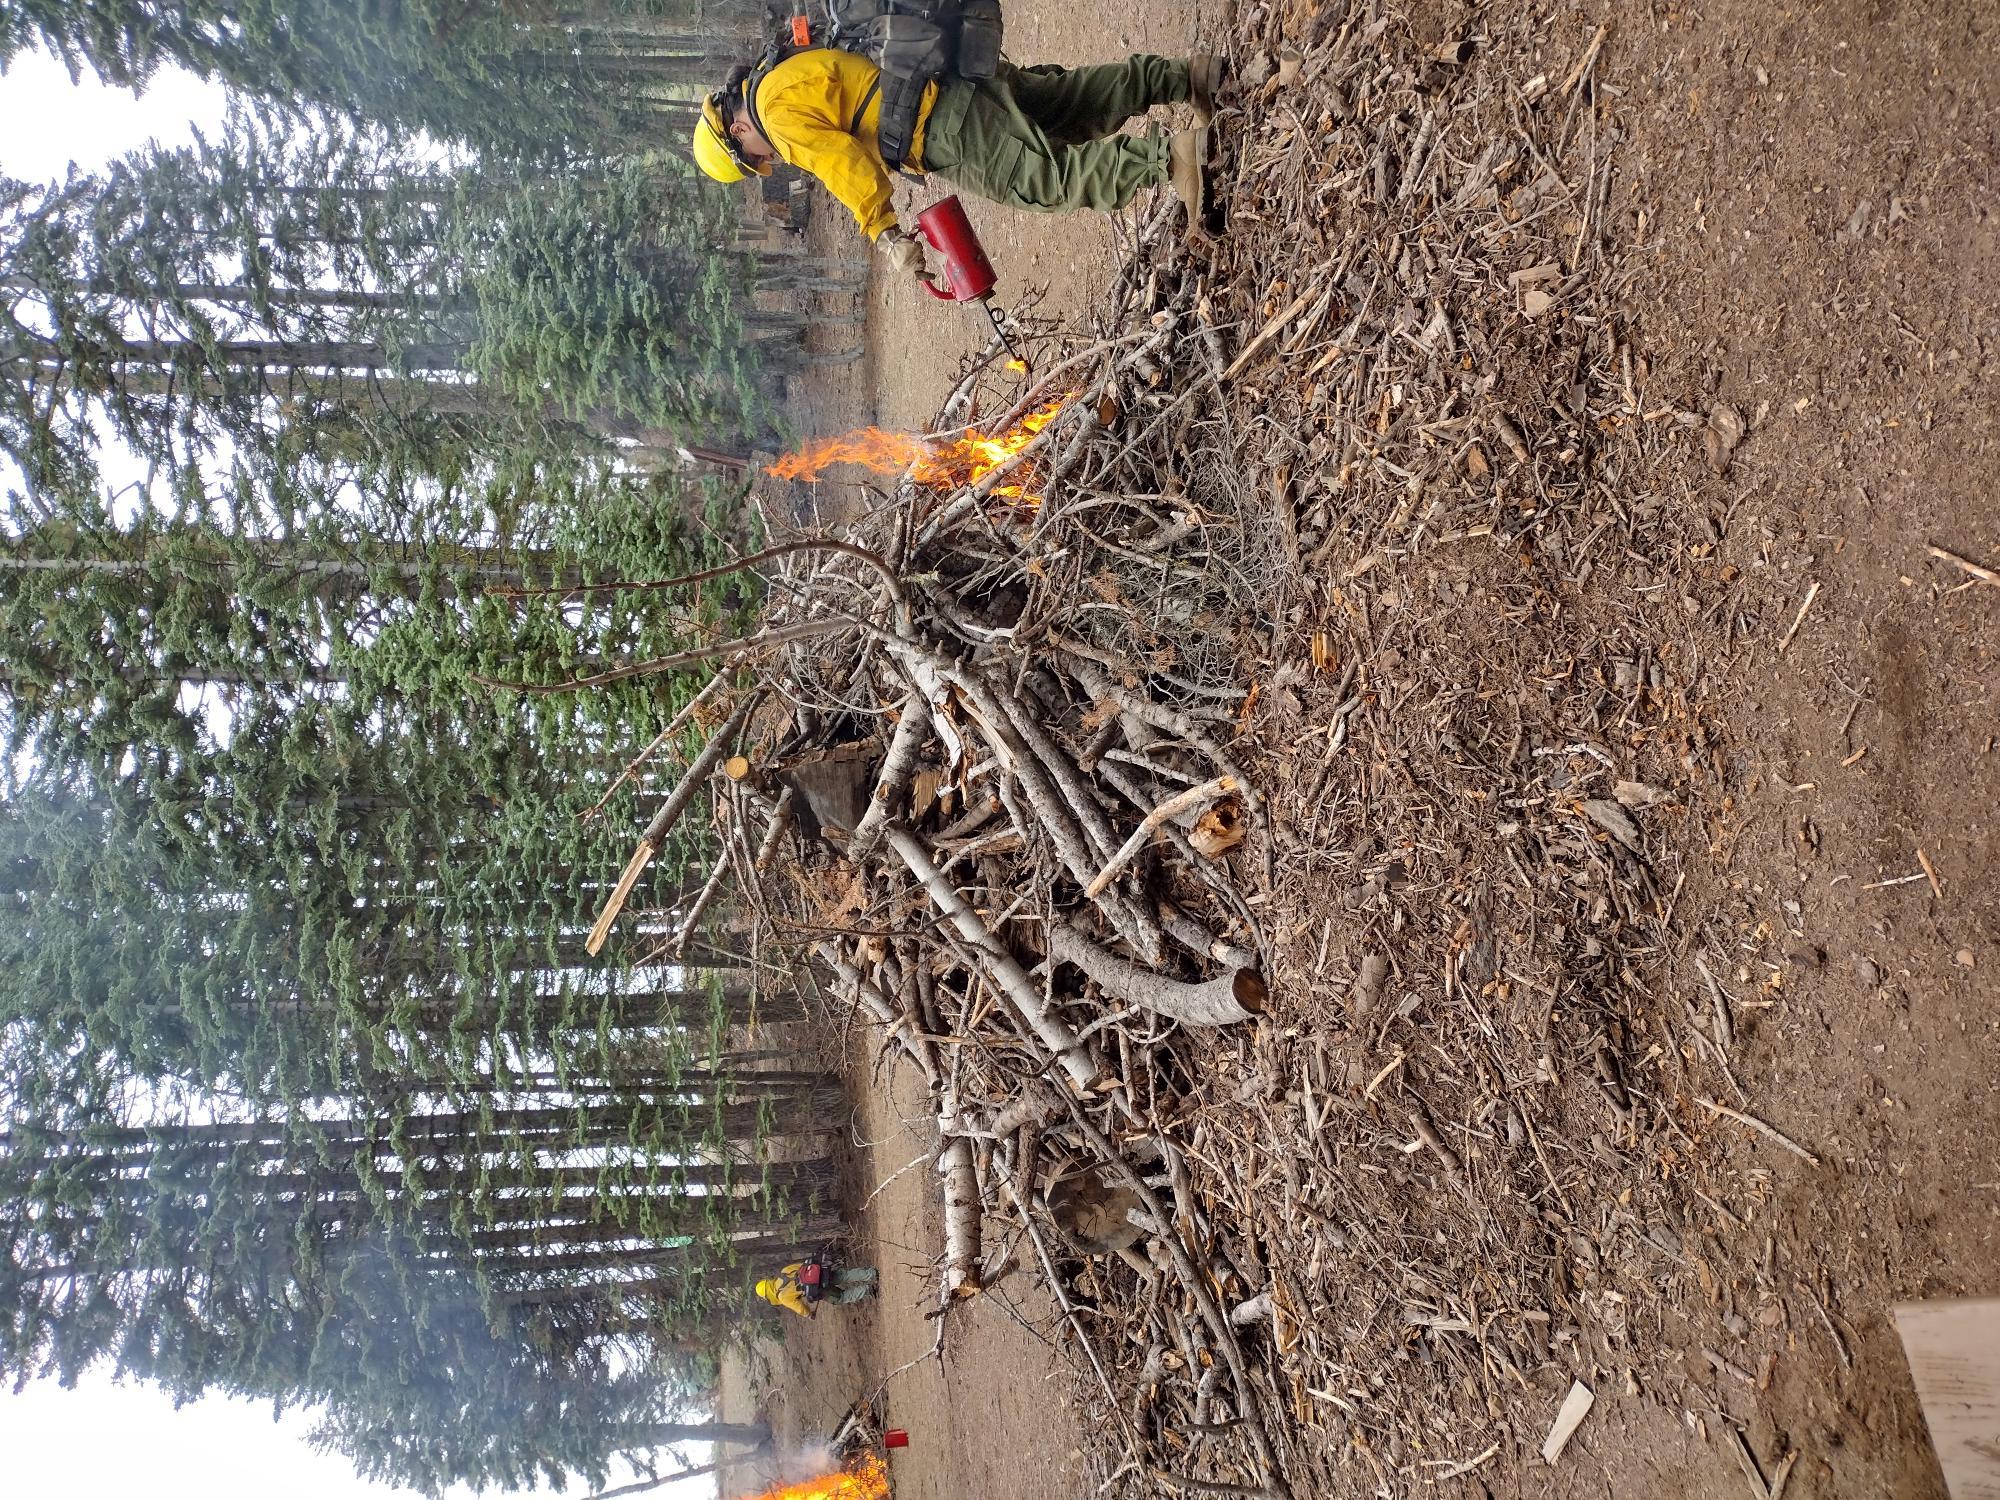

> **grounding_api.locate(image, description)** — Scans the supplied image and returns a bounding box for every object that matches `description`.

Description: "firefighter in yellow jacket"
[755,1259,878,1317]
[691,48,1224,276]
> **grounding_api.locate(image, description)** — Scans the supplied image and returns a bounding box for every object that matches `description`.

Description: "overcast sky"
[2,46,234,184]
[0,44,717,1500]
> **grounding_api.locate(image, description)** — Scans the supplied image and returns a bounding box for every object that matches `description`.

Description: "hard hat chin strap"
[707,108,757,174]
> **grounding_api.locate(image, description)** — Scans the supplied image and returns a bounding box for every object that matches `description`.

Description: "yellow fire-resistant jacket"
[769,1262,816,1317]
[746,49,939,242]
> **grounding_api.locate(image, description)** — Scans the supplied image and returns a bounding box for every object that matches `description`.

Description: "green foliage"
[0,10,826,1489]
[3,117,776,505]
[0,409,809,1494]
[462,164,764,444]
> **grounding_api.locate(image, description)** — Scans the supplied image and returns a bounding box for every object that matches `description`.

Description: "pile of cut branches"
[565,189,1309,1493]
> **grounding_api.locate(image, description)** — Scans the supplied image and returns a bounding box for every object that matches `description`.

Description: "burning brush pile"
[566,4,1779,1497]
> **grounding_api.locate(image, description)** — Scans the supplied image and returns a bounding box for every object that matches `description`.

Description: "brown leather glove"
[880,227,927,279]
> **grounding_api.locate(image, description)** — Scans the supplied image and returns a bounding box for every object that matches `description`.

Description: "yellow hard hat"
[754,1278,778,1301]
[693,90,771,183]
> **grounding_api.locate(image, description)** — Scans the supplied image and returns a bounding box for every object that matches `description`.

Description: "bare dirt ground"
[1551,2,2000,1493]
[725,1,1998,1496]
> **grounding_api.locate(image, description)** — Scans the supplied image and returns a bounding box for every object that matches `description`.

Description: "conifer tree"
[0,438,816,1484]
[3,120,773,494]
[0,10,830,1487]
[460,163,765,445]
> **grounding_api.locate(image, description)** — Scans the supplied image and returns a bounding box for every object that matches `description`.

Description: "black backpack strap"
[753,52,908,170]
[743,43,792,148]
[875,70,927,171]
[749,48,882,149]
[849,76,880,134]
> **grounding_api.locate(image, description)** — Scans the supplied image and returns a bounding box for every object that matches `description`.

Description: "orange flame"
[765,427,928,481]
[766,401,1066,500]
[743,1453,890,1500]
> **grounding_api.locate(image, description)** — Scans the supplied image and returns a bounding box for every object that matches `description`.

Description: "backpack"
[753,2,1004,170]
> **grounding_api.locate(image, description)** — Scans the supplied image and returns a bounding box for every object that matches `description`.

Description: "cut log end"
[1232,967,1269,1016]
[1051,923,1264,1027]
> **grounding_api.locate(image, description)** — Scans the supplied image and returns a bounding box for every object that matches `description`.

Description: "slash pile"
[582,238,1303,1492]
[576,4,1819,1496]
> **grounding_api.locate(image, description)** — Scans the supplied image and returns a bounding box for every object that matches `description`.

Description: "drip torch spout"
[979,295,1032,374]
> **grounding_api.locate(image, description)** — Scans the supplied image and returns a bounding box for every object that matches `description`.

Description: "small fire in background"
[742,1452,890,1500]
[765,400,1066,499]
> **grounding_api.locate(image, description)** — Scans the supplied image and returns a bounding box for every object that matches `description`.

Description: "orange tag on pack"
[790,14,812,45]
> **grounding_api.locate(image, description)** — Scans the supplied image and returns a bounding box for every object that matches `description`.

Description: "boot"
[1188,53,1227,127]
[1169,126,1213,236]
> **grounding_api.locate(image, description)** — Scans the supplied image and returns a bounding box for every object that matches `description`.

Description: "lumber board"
[1896,1297,2000,1499]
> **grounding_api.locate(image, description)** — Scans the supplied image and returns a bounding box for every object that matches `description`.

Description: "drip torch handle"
[914,222,955,298]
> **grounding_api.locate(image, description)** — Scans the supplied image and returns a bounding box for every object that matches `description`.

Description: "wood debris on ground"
[571,4,1842,1495]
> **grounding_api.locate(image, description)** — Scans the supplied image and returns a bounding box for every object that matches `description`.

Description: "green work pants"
[827,1266,876,1305]
[920,55,1190,214]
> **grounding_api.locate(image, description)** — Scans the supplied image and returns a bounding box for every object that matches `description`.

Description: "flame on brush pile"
[765,400,1065,500]
[743,1453,890,1500]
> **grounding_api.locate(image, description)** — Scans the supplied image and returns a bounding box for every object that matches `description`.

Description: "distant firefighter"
[757,1258,877,1318]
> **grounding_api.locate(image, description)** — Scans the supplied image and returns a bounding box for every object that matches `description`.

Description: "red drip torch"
[914,195,1031,373]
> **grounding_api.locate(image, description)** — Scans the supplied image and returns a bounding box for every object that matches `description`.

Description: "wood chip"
[1560,23,1609,97]
[1916,846,1943,898]
[1725,1423,1770,1499]
[1349,953,1390,1018]
[1705,402,1747,473]
[1613,779,1667,809]
[1540,1380,1595,1463]
[1777,579,1820,653]
[1583,798,1643,851]
[1224,286,1318,380]
[1188,799,1247,857]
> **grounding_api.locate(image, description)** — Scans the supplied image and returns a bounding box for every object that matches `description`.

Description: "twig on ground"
[1926,542,2000,588]
[1698,1097,1823,1167]
[1778,580,1821,653]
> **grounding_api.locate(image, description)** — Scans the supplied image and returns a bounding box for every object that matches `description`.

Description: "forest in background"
[0,3,825,1492]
